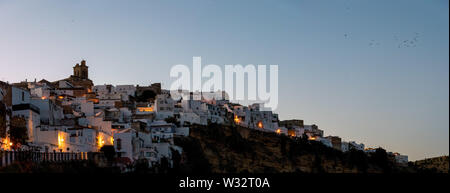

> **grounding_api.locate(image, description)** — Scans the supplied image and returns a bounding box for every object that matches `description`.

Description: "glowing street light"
[58,134,64,148]
[98,135,105,148]
[257,121,263,129]
[234,115,241,124]
[3,138,13,150]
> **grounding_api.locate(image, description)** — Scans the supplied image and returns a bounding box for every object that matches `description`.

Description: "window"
[116,138,122,150]
[22,92,24,101]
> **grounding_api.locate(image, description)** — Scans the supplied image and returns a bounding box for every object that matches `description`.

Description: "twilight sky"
[0,0,448,161]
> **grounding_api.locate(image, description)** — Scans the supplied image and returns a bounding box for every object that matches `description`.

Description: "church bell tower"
[73,60,89,79]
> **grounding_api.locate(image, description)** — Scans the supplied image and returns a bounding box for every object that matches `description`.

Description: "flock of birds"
[343,32,420,48]
[396,32,420,48]
[341,3,421,49]
[368,39,380,47]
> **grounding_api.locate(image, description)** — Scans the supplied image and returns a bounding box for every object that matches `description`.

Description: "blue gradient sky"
[0,0,448,160]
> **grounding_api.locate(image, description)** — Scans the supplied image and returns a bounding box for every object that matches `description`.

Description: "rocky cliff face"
[174,124,408,174]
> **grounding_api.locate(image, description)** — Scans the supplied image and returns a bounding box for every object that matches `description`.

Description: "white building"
[114,128,141,161]
[31,97,64,125]
[94,84,135,102]
[11,86,30,105]
[154,94,174,120]
[348,141,365,151]
[392,152,408,165]
[149,120,174,143]
[179,112,202,126]
[115,85,136,101]
[318,137,333,148]
[29,85,51,99]
[206,103,225,124]
[341,142,349,152]
[275,127,288,135]
[35,127,71,152]
[175,127,189,137]
[140,146,158,166]
[11,87,41,143]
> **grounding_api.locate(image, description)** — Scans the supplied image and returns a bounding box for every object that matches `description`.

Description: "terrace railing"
[0,150,99,168]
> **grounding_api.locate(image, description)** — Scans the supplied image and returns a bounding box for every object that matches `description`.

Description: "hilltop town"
[0,60,410,171]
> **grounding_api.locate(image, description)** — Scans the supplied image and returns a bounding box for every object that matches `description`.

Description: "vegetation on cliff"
[411,156,449,173]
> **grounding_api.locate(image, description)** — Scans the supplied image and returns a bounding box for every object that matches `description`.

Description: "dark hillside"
[174,124,413,173]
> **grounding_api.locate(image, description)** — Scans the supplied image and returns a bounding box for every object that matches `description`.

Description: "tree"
[170,148,182,173]
[280,135,287,156]
[0,102,7,138]
[136,90,156,102]
[9,116,28,148]
[133,159,150,173]
[347,149,368,172]
[100,145,116,163]
[165,117,180,127]
[160,157,170,173]
[301,133,309,143]
[371,147,391,173]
